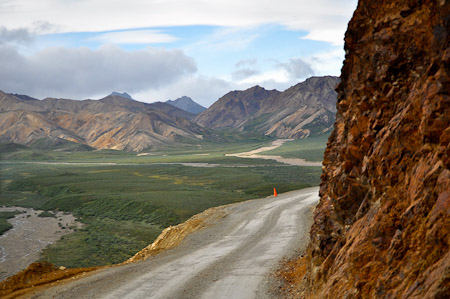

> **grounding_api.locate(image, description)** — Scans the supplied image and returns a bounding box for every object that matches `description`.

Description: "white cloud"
[89,29,179,44]
[0,44,196,99]
[187,27,261,52]
[301,28,347,46]
[278,58,314,79]
[2,0,357,45]
[307,48,345,76]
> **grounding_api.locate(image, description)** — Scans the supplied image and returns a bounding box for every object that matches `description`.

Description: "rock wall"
[302,0,450,297]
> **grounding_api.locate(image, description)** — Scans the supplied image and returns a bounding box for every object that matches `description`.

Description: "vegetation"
[0,210,24,235]
[38,211,55,218]
[0,138,323,267]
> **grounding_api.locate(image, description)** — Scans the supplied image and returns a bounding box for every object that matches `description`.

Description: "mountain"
[194,76,339,138]
[109,92,133,100]
[148,102,196,121]
[0,91,206,152]
[8,93,39,102]
[166,96,206,115]
[297,1,450,298]
[194,86,280,129]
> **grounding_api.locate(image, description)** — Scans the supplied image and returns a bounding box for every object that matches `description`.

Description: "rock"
[300,1,450,298]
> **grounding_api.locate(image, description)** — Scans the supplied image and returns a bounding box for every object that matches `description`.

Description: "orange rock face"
[301,0,450,297]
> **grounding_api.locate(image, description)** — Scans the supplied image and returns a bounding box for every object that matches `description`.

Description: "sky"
[0,0,358,107]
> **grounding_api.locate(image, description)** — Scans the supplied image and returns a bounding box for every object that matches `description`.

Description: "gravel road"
[32,187,319,299]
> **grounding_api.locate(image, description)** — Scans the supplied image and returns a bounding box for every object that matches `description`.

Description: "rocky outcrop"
[300,0,450,298]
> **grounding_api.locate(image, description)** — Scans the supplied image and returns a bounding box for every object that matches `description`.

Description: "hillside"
[166,96,206,115]
[0,92,206,152]
[194,85,280,129]
[194,76,339,138]
[295,1,450,298]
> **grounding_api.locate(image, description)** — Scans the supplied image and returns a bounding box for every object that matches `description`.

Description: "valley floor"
[29,187,318,299]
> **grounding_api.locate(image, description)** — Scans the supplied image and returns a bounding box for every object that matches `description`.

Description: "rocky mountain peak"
[109,92,133,100]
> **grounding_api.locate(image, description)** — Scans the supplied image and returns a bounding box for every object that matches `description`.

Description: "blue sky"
[0,0,358,107]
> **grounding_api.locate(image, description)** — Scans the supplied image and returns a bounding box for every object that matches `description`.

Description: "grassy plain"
[0,138,324,268]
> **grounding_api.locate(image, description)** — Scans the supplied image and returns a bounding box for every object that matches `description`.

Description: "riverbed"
[0,207,81,281]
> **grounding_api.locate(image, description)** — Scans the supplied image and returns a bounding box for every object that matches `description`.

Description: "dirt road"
[225,139,322,166]
[31,187,318,299]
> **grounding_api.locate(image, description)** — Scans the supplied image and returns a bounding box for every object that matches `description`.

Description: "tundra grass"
[0,139,322,268]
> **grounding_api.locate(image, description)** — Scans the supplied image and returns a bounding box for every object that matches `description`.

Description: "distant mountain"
[0,77,339,151]
[0,91,207,152]
[110,92,133,100]
[194,86,280,128]
[166,96,206,115]
[8,93,39,102]
[194,76,340,138]
[148,102,196,120]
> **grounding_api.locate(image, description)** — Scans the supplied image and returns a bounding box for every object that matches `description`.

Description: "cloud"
[188,27,260,52]
[308,48,344,76]
[232,68,260,81]
[0,44,196,99]
[0,26,33,45]
[89,29,179,44]
[2,0,357,45]
[235,59,257,68]
[278,58,314,79]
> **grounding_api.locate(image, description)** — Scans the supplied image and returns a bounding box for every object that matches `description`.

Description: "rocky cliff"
[299,0,450,297]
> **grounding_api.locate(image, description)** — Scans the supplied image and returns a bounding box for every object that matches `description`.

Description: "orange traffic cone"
[274,188,277,197]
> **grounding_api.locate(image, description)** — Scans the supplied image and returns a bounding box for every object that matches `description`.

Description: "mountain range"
[195,76,339,138]
[0,76,339,152]
[0,92,205,152]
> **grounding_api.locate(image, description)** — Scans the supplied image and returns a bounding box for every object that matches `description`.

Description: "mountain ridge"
[0,91,206,152]
[166,96,206,115]
[195,76,340,138]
